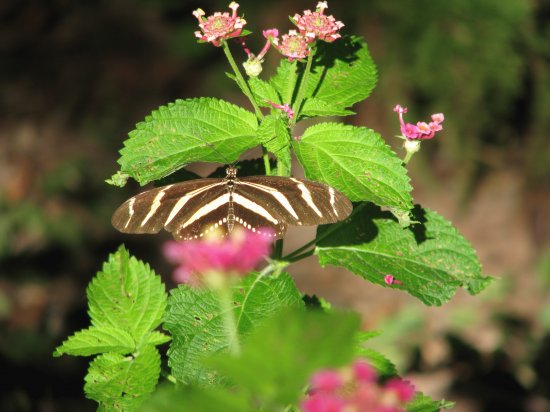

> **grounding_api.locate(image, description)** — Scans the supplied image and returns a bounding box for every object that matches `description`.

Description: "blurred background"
[1,0,549,411]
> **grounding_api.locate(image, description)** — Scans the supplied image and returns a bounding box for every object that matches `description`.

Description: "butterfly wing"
[111,178,227,240]
[236,176,352,227]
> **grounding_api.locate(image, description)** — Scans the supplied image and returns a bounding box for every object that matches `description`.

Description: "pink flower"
[269,29,311,61]
[384,378,416,403]
[266,100,294,119]
[393,104,444,141]
[292,1,344,43]
[384,275,403,286]
[309,370,344,394]
[301,359,417,412]
[193,2,247,47]
[163,228,274,285]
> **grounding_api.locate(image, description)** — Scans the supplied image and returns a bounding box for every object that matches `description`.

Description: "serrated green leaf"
[257,115,291,176]
[271,60,298,104]
[85,346,161,411]
[249,77,281,107]
[87,246,167,343]
[316,204,491,306]
[54,326,135,357]
[164,272,303,385]
[304,35,377,113]
[293,123,413,217]
[300,97,355,119]
[408,393,454,412]
[118,98,260,185]
[209,309,361,408]
[144,331,171,346]
[141,385,253,412]
[354,331,397,377]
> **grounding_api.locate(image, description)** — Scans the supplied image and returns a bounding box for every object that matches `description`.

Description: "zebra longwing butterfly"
[111,166,352,240]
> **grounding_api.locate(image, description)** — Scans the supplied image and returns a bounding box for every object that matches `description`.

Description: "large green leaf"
[248,77,281,107]
[164,272,303,385]
[84,346,161,411]
[117,98,260,185]
[209,309,360,408]
[293,123,413,220]
[87,246,167,344]
[300,35,377,118]
[316,204,492,306]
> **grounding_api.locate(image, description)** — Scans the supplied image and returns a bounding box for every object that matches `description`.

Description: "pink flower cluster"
[301,360,416,412]
[193,2,246,47]
[393,104,445,140]
[163,229,274,286]
[292,1,344,43]
[265,2,343,61]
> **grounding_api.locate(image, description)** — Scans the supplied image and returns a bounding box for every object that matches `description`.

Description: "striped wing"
[236,176,353,226]
[111,178,226,239]
[112,175,353,241]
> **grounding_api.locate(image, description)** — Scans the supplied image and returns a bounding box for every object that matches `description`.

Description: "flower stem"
[222,42,263,120]
[222,42,272,175]
[282,202,366,262]
[290,49,315,127]
[217,282,241,356]
[403,151,414,165]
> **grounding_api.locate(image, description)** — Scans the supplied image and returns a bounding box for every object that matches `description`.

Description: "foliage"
[55,2,495,410]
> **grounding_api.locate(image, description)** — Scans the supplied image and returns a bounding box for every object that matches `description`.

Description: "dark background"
[1,0,549,411]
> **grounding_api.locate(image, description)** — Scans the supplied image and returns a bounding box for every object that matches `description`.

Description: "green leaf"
[293,123,413,219]
[87,245,167,344]
[144,331,171,347]
[142,385,253,412]
[257,115,291,176]
[249,77,281,107]
[105,171,130,187]
[164,272,303,385]
[84,346,161,411]
[271,60,298,104]
[316,204,491,306]
[209,309,361,408]
[408,393,454,412]
[300,97,355,118]
[54,327,135,357]
[354,331,397,377]
[118,98,260,185]
[303,35,377,115]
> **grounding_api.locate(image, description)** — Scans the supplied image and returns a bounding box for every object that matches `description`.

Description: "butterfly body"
[112,167,352,240]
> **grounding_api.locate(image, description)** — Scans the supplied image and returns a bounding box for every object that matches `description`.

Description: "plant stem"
[282,202,367,262]
[222,41,263,120]
[403,151,414,165]
[290,49,315,127]
[217,283,241,356]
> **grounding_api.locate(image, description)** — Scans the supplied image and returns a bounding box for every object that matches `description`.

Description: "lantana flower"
[292,1,344,42]
[393,104,445,141]
[268,29,311,61]
[163,228,274,286]
[193,2,247,47]
[301,359,416,412]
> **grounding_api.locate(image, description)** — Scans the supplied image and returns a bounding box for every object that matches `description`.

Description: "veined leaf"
[316,204,492,306]
[271,60,298,104]
[257,115,291,176]
[301,35,377,117]
[300,97,355,118]
[87,246,167,343]
[84,346,161,411]
[54,326,135,357]
[164,272,303,385]
[249,77,281,107]
[118,98,260,185]
[293,122,413,219]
